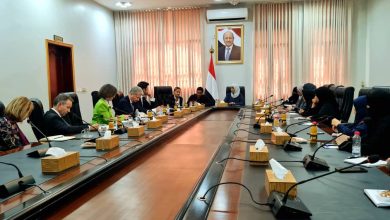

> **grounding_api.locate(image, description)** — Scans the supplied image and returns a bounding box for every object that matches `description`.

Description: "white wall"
[0,0,117,140]
[365,0,390,87]
[204,20,254,104]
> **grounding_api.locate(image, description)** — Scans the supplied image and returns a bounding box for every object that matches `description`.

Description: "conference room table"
[0,107,389,219]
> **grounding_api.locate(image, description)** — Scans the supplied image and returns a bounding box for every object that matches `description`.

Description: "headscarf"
[353,95,367,123]
[367,88,390,119]
[231,85,241,99]
[302,83,316,111]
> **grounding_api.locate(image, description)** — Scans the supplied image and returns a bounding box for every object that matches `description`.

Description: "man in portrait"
[218,30,241,61]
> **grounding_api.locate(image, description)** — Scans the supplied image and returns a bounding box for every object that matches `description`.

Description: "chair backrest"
[154,86,173,106]
[333,86,355,122]
[112,91,124,110]
[29,98,46,140]
[62,92,82,124]
[358,87,372,97]
[323,83,335,89]
[225,86,245,105]
[0,101,5,117]
[91,91,100,108]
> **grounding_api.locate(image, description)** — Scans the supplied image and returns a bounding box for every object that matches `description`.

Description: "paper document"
[364,189,390,207]
[344,157,387,167]
[39,135,75,142]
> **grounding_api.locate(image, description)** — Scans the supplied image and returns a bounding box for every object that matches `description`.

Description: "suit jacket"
[218,45,241,61]
[167,95,183,107]
[117,96,146,116]
[44,109,88,136]
[140,96,157,110]
[187,94,213,106]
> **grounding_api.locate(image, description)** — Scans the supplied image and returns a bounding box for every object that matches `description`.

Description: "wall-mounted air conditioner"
[206,8,248,22]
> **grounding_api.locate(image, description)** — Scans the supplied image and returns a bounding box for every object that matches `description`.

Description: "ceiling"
[94,0,282,11]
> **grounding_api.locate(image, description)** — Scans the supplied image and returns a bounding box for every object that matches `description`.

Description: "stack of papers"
[39,135,75,142]
[344,157,387,168]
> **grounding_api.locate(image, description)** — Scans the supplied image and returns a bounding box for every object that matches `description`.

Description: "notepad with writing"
[364,189,390,207]
[343,157,387,167]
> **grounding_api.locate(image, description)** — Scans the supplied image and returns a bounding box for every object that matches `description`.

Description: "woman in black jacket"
[302,86,340,121]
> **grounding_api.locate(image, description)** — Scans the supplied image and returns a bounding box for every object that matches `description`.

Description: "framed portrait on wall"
[215,24,244,64]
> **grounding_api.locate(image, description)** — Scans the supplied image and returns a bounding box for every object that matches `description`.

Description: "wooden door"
[46,40,75,107]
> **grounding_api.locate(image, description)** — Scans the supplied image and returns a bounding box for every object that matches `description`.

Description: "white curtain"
[114,8,205,100]
[253,0,353,100]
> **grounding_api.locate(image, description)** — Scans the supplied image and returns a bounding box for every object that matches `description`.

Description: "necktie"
[225,47,231,60]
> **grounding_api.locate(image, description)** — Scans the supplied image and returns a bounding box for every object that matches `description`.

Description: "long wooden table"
[0,108,239,219]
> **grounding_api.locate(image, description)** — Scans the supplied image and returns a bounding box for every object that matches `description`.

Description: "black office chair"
[0,101,5,117]
[62,92,83,124]
[225,86,245,106]
[323,83,335,89]
[154,86,173,106]
[91,91,100,108]
[358,87,372,97]
[29,98,46,140]
[334,86,355,122]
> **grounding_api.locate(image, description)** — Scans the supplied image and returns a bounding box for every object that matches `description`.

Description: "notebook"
[364,189,390,207]
[344,157,387,168]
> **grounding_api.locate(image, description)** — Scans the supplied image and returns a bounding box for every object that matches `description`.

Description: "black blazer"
[167,95,183,107]
[140,96,158,110]
[43,109,88,136]
[117,96,146,116]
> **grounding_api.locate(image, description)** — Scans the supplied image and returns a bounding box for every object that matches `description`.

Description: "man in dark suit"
[44,94,89,136]
[187,87,213,107]
[218,31,241,61]
[137,81,158,110]
[117,86,145,115]
[168,87,183,107]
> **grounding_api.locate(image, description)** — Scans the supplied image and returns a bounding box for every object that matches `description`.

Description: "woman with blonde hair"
[0,96,34,151]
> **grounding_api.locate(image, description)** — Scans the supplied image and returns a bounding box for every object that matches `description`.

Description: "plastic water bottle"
[352,131,361,157]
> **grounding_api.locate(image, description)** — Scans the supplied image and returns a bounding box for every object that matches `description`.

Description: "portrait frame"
[215,24,244,64]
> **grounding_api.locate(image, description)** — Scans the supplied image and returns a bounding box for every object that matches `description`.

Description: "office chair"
[0,101,5,117]
[334,86,355,122]
[91,91,100,108]
[29,98,46,140]
[154,86,173,106]
[225,86,245,105]
[358,87,372,97]
[62,92,83,124]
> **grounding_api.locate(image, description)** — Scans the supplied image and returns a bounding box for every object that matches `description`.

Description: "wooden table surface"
[42,110,238,220]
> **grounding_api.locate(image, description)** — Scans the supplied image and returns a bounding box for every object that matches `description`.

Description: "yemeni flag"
[205,53,219,106]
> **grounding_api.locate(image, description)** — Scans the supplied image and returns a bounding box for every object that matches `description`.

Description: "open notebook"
[39,135,75,142]
[364,189,390,207]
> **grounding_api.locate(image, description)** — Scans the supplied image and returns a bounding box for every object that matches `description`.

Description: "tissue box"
[174,111,183,118]
[127,126,145,137]
[147,119,162,129]
[265,169,297,198]
[41,152,80,173]
[156,115,168,123]
[249,145,269,165]
[199,104,205,109]
[260,123,273,133]
[271,132,291,145]
[182,108,191,114]
[255,112,265,118]
[96,135,120,150]
[196,105,203,110]
[216,102,228,107]
[255,117,266,125]
[190,106,198,112]
[254,104,262,111]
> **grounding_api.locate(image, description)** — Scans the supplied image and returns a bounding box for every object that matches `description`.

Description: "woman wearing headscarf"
[297,83,316,115]
[362,89,390,159]
[331,95,368,137]
[224,85,244,106]
[301,86,340,121]
[0,97,34,151]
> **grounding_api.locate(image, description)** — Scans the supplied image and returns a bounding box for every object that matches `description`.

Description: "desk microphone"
[27,119,51,158]
[0,161,36,198]
[302,132,340,171]
[268,155,380,219]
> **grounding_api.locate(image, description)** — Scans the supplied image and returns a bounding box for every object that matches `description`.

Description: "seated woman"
[296,83,316,113]
[92,84,118,124]
[302,86,340,121]
[362,89,390,159]
[224,85,244,106]
[0,97,34,151]
[332,95,368,137]
[284,87,299,105]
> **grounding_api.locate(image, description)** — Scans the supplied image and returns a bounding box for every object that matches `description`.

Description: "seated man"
[117,86,145,116]
[44,94,89,136]
[187,87,212,106]
[137,81,158,110]
[168,87,183,107]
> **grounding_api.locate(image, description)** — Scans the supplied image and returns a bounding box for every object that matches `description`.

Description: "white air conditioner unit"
[206,8,248,22]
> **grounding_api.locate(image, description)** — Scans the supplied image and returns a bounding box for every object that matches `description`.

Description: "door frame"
[45,39,75,107]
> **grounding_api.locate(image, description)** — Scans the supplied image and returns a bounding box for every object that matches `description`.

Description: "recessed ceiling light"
[115,1,132,8]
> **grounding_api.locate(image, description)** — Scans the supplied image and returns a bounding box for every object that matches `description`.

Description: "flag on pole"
[205,50,219,106]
